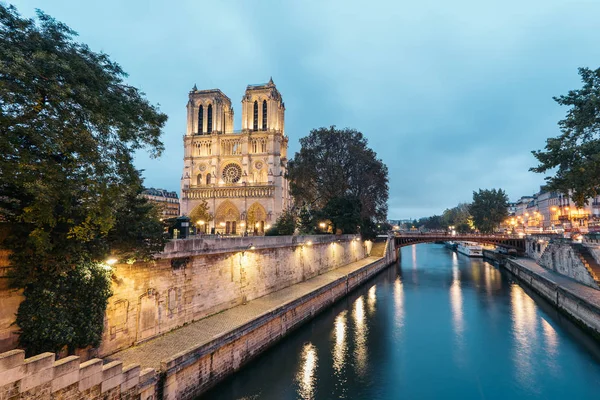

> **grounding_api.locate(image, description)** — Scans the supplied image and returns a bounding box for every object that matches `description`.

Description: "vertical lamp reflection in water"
[449,252,465,363]
[541,317,560,375]
[296,342,318,400]
[353,296,368,376]
[511,285,539,391]
[332,310,348,396]
[367,285,377,314]
[393,276,405,342]
[411,245,418,283]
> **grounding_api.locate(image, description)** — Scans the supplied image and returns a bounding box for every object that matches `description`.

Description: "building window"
[206,174,211,185]
[262,100,267,130]
[253,100,258,131]
[197,174,202,185]
[207,104,213,133]
[197,105,203,134]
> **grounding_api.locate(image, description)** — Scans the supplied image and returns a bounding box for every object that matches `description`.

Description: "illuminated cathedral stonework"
[180,78,291,234]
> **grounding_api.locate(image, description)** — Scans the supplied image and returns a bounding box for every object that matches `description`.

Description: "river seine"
[199,243,600,399]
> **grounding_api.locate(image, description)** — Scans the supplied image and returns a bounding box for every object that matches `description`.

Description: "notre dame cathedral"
[179,78,291,234]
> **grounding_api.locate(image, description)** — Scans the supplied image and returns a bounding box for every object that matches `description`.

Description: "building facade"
[179,79,291,234]
[141,188,180,219]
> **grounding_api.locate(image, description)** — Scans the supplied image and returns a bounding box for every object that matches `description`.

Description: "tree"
[188,199,213,232]
[321,195,362,234]
[470,189,509,233]
[287,126,388,235]
[441,203,472,231]
[0,5,167,354]
[531,67,600,207]
[265,208,297,236]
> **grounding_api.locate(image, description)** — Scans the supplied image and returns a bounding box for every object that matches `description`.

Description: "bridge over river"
[394,233,526,253]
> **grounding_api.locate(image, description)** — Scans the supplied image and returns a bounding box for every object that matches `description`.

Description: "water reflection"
[541,317,560,375]
[450,253,464,338]
[332,311,348,376]
[394,277,404,332]
[296,342,318,400]
[353,296,368,376]
[511,284,538,390]
[367,285,376,314]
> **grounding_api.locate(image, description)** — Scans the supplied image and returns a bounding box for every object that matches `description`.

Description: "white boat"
[456,241,483,257]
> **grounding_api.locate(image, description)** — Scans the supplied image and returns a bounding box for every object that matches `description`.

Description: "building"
[141,188,180,219]
[179,78,291,235]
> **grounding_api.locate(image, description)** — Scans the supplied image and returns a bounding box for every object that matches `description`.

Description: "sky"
[10,0,600,219]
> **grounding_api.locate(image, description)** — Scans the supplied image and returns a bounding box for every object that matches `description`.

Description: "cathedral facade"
[180,79,291,234]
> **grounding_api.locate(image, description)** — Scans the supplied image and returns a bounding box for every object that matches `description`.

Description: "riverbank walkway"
[107,255,381,370]
[511,257,600,308]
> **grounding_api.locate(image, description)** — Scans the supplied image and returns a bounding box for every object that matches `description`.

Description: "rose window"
[222,163,242,183]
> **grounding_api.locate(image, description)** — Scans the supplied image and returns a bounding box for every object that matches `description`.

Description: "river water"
[199,244,600,399]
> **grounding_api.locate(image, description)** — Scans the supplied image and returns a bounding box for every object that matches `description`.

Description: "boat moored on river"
[456,241,484,257]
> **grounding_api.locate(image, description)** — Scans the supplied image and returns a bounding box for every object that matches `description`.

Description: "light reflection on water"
[198,244,600,400]
[296,342,318,400]
[353,296,368,377]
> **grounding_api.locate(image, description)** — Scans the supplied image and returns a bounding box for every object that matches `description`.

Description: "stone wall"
[504,259,600,337]
[536,240,598,288]
[160,238,396,400]
[0,349,158,400]
[99,234,365,357]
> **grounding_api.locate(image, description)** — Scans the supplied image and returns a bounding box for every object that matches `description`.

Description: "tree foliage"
[0,5,167,354]
[287,126,389,235]
[322,195,362,234]
[470,188,509,233]
[441,203,473,233]
[265,208,297,236]
[531,67,600,207]
[188,199,213,227]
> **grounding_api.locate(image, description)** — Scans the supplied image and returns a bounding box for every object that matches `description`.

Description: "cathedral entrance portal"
[215,200,240,235]
[247,202,267,235]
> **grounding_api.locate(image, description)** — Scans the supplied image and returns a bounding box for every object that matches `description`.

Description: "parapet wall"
[99,234,365,357]
[0,349,157,400]
[534,240,598,288]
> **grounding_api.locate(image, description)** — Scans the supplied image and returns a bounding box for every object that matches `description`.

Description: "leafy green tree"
[297,206,315,234]
[441,203,472,230]
[188,199,213,233]
[531,67,600,207]
[322,195,362,234]
[265,208,297,236]
[0,5,167,354]
[287,126,388,236]
[470,189,509,233]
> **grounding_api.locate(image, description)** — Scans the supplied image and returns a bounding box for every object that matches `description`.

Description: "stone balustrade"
[0,350,157,400]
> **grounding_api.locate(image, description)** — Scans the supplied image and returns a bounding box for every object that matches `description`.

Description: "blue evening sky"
[10,0,600,219]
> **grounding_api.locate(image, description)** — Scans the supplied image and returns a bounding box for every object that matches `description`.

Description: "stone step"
[573,244,600,286]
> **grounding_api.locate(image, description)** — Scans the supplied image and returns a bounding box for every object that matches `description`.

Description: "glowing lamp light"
[319,222,326,229]
[240,222,246,227]
[255,222,261,228]
[105,258,118,266]
[197,220,205,226]
[219,222,226,227]
[265,224,271,229]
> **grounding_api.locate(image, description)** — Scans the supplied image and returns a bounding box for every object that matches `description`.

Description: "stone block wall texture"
[160,238,397,400]
[0,349,158,400]
[0,235,365,356]
[97,234,365,357]
[537,241,598,288]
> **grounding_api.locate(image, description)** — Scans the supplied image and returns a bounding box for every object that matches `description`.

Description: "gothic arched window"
[253,100,258,131]
[206,174,211,185]
[207,104,213,133]
[197,105,203,134]
[262,100,267,130]
[197,174,202,185]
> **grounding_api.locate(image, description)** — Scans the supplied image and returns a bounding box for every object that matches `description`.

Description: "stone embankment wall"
[0,349,157,400]
[504,258,600,338]
[0,235,366,356]
[98,235,365,357]
[160,238,397,400]
[0,238,395,400]
[528,238,598,289]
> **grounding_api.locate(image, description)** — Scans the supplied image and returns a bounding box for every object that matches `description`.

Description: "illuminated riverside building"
[141,188,180,219]
[179,79,291,234]
[509,189,600,233]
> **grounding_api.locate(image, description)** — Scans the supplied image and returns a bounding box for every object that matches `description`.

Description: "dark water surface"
[199,244,600,399]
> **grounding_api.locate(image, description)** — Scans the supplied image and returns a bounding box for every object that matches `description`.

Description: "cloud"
[11,0,600,219]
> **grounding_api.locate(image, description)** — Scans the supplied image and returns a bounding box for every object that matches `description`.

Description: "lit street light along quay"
[200,244,600,400]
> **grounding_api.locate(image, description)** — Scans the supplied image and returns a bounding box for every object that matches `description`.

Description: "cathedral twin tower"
[180,78,291,235]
